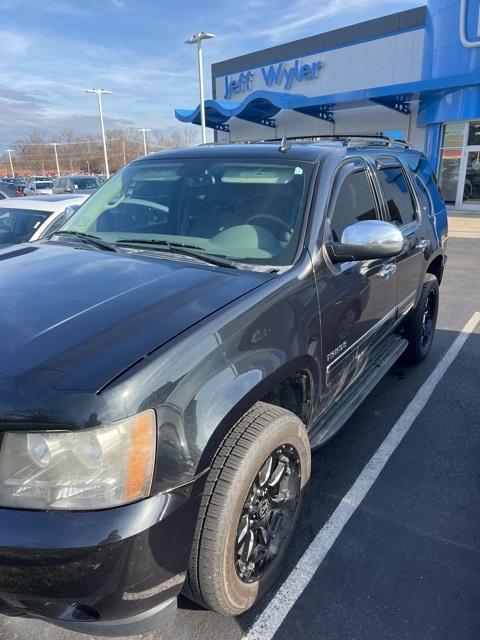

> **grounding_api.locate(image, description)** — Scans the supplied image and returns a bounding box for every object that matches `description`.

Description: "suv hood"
[0,243,270,393]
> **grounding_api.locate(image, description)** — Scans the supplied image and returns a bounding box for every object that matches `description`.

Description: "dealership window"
[467,121,480,146]
[438,122,465,205]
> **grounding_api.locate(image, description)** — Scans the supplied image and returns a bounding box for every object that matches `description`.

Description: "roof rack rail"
[264,134,411,149]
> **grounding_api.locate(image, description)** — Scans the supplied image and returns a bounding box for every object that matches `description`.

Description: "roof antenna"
[278,135,290,153]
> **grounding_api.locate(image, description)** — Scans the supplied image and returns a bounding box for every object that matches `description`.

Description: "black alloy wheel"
[405,273,439,363]
[184,402,311,616]
[421,288,438,349]
[235,445,301,583]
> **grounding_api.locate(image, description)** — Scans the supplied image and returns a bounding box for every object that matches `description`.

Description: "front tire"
[405,273,439,363]
[184,402,311,615]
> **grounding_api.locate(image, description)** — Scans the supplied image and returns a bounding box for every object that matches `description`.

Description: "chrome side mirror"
[326,220,405,263]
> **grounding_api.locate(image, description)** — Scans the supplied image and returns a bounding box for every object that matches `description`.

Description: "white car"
[24,176,55,196]
[0,195,87,248]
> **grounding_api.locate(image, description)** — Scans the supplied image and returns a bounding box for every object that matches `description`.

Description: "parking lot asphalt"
[1,231,479,640]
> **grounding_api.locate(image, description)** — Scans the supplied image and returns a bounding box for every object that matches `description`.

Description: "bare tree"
[1,126,202,176]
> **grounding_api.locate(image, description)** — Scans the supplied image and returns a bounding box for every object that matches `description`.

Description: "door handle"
[376,263,397,279]
[416,238,430,251]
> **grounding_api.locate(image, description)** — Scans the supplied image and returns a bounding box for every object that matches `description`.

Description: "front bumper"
[0,472,207,636]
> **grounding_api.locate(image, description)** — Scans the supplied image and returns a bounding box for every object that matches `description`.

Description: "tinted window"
[0,208,50,246]
[377,167,416,226]
[35,181,53,189]
[414,175,432,217]
[329,168,378,242]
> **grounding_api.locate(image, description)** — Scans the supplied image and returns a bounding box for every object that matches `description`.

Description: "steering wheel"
[245,214,292,234]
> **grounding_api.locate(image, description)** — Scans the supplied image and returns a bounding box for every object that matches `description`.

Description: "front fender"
[192,354,319,477]
[105,254,321,495]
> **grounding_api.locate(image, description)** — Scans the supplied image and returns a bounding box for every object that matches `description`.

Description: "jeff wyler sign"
[224,59,324,99]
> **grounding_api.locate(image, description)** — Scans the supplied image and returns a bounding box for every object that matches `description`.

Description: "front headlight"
[0,410,156,510]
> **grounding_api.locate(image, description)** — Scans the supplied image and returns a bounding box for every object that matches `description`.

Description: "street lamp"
[138,128,151,155]
[50,143,60,176]
[86,88,111,179]
[185,32,215,144]
[5,149,14,178]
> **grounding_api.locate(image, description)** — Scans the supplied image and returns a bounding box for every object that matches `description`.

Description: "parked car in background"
[53,174,102,195]
[24,176,54,196]
[0,194,87,247]
[2,177,26,194]
[0,182,22,199]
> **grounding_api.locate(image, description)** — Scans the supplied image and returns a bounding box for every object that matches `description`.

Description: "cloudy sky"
[0,0,421,145]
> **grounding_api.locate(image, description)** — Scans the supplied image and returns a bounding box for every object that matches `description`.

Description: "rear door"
[317,158,397,405]
[373,157,426,317]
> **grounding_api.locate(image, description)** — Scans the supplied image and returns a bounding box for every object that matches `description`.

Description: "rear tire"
[405,274,439,363]
[184,402,311,615]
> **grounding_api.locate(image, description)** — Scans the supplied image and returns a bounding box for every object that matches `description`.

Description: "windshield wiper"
[117,238,205,250]
[116,238,237,268]
[51,230,118,252]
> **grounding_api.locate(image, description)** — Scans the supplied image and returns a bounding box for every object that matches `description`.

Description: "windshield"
[72,177,101,189]
[35,181,53,189]
[0,207,50,246]
[62,158,313,266]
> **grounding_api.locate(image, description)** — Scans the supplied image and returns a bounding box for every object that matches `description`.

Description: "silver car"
[24,176,55,196]
[0,194,87,248]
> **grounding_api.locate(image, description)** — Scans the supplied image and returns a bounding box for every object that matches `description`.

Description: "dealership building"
[176,0,480,213]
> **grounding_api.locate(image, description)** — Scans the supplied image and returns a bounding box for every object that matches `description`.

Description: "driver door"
[315,159,397,407]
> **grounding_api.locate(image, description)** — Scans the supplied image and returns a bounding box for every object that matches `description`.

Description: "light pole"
[138,128,151,155]
[86,160,90,174]
[86,88,111,179]
[122,139,127,166]
[5,149,14,177]
[50,143,60,176]
[185,32,215,144]
[41,159,46,176]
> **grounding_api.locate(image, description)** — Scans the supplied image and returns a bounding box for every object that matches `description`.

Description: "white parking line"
[244,312,480,640]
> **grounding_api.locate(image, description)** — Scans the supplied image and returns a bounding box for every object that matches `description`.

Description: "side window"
[40,212,66,237]
[377,166,417,226]
[329,166,379,242]
[413,174,432,217]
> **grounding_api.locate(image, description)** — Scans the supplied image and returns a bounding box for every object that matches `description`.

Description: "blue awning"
[175,73,480,131]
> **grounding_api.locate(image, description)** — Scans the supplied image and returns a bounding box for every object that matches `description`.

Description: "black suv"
[0,137,447,636]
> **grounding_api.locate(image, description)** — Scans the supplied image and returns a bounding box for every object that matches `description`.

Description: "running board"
[309,336,408,449]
